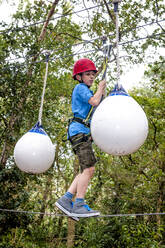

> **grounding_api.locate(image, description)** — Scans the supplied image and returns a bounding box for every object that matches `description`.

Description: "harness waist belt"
[72,117,90,128]
[70,133,90,147]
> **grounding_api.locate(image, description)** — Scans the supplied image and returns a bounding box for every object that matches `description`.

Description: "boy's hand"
[98,80,106,94]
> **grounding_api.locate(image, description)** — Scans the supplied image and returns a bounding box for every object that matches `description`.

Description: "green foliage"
[0,167,32,235]
[0,0,165,247]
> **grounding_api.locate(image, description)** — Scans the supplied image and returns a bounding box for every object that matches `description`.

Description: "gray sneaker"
[71,202,100,218]
[55,196,79,221]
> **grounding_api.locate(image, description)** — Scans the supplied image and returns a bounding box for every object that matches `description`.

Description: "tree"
[0,0,165,247]
[0,0,78,244]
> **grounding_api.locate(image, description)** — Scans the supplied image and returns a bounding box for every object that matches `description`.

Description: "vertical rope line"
[114,3,120,87]
[101,37,112,97]
[38,56,49,125]
[102,37,108,97]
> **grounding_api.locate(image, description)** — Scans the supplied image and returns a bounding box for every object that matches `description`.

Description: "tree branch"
[155,0,165,32]
[38,0,60,42]
[103,0,115,25]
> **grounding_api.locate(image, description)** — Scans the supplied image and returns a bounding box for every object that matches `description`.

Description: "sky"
[0,0,162,91]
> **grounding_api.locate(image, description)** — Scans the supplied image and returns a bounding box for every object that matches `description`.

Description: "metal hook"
[102,43,112,81]
[112,0,121,12]
[44,50,51,62]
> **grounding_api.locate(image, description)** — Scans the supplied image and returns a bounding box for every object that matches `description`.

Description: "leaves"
[0,0,165,247]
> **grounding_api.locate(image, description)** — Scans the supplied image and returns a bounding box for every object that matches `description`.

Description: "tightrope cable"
[0,208,165,218]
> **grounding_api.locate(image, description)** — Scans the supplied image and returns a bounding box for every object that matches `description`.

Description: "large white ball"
[91,95,148,155]
[14,132,55,174]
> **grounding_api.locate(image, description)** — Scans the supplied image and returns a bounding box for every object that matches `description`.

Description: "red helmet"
[73,58,97,79]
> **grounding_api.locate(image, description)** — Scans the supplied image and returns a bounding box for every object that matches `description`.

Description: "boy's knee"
[84,166,95,178]
[89,166,95,176]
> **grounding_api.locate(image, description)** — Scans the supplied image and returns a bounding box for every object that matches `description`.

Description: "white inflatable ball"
[91,95,148,155]
[14,130,55,174]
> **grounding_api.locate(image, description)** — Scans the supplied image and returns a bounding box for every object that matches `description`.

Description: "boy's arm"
[89,80,106,106]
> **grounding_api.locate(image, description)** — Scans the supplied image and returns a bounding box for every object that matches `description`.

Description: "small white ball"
[91,95,148,155]
[14,132,55,174]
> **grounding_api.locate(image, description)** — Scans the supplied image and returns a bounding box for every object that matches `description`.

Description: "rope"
[38,52,50,125]
[101,37,109,81]
[0,208,62,216]
[98,212,165,218]
[0,208,165,218]
[100,37,112,97]
[114,0,121,88]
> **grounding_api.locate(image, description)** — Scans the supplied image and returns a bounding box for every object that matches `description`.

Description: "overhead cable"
[2,31,165,67]
[1,17,165,65]
[0,4,164,35]
[0,3,108,34]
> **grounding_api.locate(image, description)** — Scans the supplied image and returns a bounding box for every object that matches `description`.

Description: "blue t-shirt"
[68,83,93,137]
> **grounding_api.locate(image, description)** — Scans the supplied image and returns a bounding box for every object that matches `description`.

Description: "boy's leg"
[70,137,100,218]
[55,176,81,221]
[75,167,95,198]
[56,134,100,218]
[71,167,100,218]
[55,193,79,221]
[55,168,91,217]
[67,174,81,195]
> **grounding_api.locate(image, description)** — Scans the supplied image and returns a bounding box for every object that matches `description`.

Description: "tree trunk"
[67,218,76,248]
[37,175,53,225]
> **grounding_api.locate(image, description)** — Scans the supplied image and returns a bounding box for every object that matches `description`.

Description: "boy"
[55,58,106,219]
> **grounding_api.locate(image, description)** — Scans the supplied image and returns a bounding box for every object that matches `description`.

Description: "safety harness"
[70,117,90,128]
[67,104,94,152]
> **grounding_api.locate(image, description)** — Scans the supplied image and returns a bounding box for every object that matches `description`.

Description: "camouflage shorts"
[71,133,97,172]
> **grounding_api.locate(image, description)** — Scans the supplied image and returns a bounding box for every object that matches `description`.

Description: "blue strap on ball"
[29,122,47,136]
[109,84,129,96]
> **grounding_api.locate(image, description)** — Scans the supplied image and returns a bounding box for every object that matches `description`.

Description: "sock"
[64,192,73,200]
[75,198,84,203]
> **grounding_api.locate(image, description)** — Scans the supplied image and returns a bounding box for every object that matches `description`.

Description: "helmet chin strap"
[78,74,84,84]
